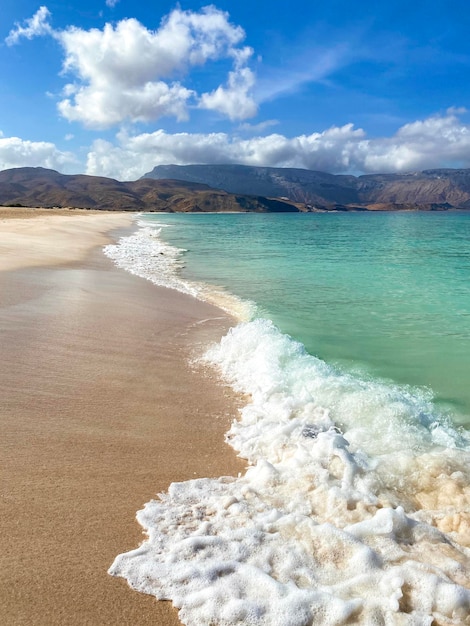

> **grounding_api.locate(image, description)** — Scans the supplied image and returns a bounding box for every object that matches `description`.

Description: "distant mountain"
[2,165,470,213]
[0,167,299,213]
[144,164,359,205]
[144,164,470,209]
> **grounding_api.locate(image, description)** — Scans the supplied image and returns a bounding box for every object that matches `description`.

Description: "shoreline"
[0,210,245,625]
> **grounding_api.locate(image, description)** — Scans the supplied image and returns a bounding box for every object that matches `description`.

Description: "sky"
[2,0,470,180]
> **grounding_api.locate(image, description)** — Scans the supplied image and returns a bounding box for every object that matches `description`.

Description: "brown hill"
[0,167,299,213]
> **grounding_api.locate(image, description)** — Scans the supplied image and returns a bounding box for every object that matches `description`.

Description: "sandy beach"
[0,209,245,625]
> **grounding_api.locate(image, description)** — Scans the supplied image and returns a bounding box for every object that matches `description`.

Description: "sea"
[105,211,470,626]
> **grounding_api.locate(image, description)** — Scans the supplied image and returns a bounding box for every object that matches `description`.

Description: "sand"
[0,207,133,271]
[0,209,245,625]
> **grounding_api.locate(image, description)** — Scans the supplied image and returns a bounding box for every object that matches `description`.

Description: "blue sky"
[2,0,470,179]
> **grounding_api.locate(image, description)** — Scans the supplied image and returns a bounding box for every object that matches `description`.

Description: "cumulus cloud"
[85,124,367,179]
[6,6,52,45]
[58,80,194,127]
[55,6,255,127]
[85,110,470,180]
[200,67,257,120]
[0,135,76,171]
[357,110,470,172]
[5,5,256,127]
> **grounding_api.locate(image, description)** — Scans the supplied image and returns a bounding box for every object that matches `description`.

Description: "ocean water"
[105,212,470,625]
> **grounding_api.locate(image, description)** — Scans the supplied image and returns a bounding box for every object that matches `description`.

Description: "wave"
[106,220,470,625]
[104,220,253,321]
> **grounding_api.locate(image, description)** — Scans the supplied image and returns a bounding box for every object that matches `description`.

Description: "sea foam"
[104,221,253,320]
[107,222,470,625]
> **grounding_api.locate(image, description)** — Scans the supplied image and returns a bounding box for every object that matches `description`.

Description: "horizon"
[2,1,470,179]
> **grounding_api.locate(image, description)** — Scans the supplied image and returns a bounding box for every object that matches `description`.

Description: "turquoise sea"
[146,210,470,425]
[106,211,470,626]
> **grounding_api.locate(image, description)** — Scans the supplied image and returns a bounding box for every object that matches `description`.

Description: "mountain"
[0,167,299,213]
[144,164,359,205]
[2,165,470,213]
[143,164,470,209]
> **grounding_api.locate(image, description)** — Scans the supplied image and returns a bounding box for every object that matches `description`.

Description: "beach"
[0,209,245,625]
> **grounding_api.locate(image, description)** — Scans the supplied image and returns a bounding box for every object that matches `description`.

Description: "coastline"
[0,210,245,625]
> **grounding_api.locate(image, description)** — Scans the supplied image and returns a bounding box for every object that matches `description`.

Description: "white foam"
[110,318,470,625]
[104,222,253,321]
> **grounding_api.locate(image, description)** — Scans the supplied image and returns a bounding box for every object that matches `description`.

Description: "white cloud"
[1,111,468,180]
[85,111,470,180]
[200,67,257,120]
[58,80,194,127]
[86,130,240,180]
[85,124,366,179]
[55,6,255,127]
[358,111,470,172]
[5,5,255,127]
[105,0,119,7]
[0,136,76,171]
[6,6,52,46]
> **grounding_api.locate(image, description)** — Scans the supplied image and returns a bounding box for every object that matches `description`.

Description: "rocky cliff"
[144,164,470,209]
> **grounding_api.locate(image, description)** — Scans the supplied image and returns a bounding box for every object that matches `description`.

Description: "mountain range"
[144,164,470,210]
[0,167,298,213]
[1,165,470,212]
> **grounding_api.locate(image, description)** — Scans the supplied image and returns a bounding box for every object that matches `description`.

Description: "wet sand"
[0,210,245,625]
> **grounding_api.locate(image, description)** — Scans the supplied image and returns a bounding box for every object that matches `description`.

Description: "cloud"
[85,124,367,179]
[85,110,470,180]
[200,67,257,120]
[5,5,256,127]
[55,6,255,127]
[1,111,467,180]
[6,6,52,46]
[358,110,470,172]
[238,119,279,133]
[58,80,194,127]
[256,44,353,102]
[105,0,119,7]
[0,135,76,171]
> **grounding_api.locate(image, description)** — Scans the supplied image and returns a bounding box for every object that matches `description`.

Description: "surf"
[106,215,470,625]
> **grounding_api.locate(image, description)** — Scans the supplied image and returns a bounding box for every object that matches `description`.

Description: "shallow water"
[143,211,470,424]
[105,212,470,625]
